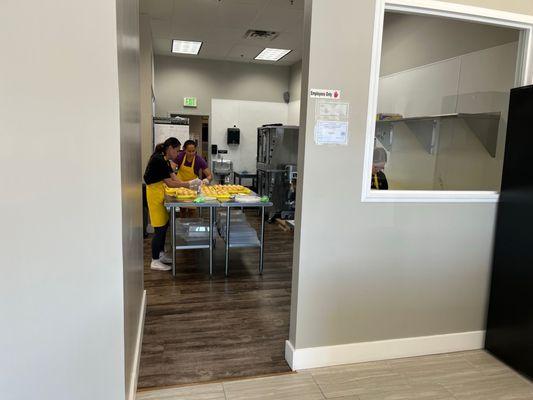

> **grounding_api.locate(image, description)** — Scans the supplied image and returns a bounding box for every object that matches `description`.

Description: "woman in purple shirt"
[175,140,213,217]
[175,140,213,183]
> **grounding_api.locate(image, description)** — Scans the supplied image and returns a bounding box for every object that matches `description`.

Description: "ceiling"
[140,0,304,66]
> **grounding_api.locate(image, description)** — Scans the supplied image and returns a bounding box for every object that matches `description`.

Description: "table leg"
[260,206,265,274]
[225,207,230,277]
[171,206,176,277]
[209,207,213,277]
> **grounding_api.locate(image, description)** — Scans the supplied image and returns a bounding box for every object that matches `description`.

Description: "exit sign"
[184,97,197,107]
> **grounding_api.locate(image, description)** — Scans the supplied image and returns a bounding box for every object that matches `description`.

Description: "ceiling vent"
[244,30,279,41]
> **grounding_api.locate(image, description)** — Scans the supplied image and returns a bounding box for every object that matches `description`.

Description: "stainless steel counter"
[164,196,272,277]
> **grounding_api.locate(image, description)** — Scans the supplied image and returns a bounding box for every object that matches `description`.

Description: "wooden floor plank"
[138,210,293,389]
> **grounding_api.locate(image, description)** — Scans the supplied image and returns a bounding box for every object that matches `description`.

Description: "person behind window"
[371,147,388,190]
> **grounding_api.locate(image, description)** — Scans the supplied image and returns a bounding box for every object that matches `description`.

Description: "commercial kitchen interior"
[2,1,533,400]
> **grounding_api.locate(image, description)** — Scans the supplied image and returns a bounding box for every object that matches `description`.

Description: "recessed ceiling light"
[171,40,202,55]
[255,48,292,61]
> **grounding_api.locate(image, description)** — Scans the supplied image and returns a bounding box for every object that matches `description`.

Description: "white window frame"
[362,0,533,203]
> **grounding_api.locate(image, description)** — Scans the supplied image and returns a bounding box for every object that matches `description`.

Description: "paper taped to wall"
[314,120,349,145]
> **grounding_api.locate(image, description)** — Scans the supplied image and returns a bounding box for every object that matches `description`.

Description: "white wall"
[290,60,303,101]
[381,12,519,76]
[288,100,301,125]
[378,42,518,190]
[288,61,303,125]
[140,14,155,172]
[116,0,143,398]
[288,0,525,357]
[0,0,129,399]
[378,57,461,117]
[210,99,288,174]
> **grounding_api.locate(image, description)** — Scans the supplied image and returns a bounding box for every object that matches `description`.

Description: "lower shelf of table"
[175,244,211,250]
[174,234,213,250]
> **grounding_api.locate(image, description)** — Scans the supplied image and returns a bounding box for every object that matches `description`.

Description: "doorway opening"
[138,0,304,391]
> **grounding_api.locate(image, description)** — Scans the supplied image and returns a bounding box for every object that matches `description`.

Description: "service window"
[364,6,531,202]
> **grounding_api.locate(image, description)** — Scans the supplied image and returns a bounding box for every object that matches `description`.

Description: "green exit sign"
[183,97,197,107]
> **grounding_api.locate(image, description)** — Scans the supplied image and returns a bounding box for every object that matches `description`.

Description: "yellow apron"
[177,155,198,182]
[373,173,380,189]
[146,181,169,227]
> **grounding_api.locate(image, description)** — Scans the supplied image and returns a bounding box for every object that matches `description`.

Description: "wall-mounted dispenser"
[227,126,240,145]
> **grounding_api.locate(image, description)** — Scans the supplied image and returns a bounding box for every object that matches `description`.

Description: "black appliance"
[227,127,240,144]
[485,85,533,380]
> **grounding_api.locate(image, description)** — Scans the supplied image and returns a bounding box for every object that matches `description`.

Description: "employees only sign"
[309,88,341,99]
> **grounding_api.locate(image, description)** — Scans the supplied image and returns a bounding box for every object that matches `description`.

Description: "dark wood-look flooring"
[138,210,293,389]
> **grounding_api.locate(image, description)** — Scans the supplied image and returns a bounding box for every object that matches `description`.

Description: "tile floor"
[136,350,533,400]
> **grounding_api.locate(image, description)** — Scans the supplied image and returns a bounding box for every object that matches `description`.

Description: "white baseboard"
[128,290,147,400]
[285,330,485,371]
[285,339,295,369]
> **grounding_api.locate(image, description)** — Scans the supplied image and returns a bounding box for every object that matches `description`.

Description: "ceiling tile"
[150,18,172,37]
[226,44,264,59]
[197,40,235,59]
[152,37,173,55]
[172,0,262,30]
[268,31,302,49]
[252,6,303,33]
[140,0,174,19]
[148,0,303,64]
[268,0,304,11]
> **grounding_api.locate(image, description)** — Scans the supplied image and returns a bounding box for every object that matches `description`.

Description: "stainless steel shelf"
[375,112,501,157]
[376,112,500,124]
[175,244,210,250]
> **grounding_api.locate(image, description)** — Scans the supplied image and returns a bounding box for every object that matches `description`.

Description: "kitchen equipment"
[256,125,299,220]
[212,150,233,184]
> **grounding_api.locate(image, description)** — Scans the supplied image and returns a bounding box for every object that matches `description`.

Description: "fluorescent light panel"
[172,40,202,55]
[255,47,291,61]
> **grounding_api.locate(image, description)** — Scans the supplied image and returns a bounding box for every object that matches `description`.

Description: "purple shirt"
[176,152,208,178]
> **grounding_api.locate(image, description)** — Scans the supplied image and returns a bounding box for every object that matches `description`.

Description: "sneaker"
[150,259,171,271]
[159,251,173,264]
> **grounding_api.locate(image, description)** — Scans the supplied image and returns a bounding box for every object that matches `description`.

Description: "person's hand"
[202,178,209,185]
[188,178,202,189]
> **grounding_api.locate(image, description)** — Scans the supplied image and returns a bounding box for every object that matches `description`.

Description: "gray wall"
[381,12,519,76]
[0,0,128,399]
[289,0,533,350]
[290,60,303,101]
[116,0,143,398]
[140,14,155,172]
[148,56,291,168]
[154,56,290,117]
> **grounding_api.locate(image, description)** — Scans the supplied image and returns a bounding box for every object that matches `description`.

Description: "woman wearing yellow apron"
[176,140,213,217]
[144,137,201,271]
[371,147,389,190]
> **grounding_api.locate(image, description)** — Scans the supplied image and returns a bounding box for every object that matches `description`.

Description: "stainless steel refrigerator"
[485,85,533,380]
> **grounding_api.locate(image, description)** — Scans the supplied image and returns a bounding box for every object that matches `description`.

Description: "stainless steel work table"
[164,197,219,277]
[218,200,273,276]
[164,197,272,277]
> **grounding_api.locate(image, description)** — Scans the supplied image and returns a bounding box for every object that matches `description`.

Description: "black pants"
[151,223,168,260]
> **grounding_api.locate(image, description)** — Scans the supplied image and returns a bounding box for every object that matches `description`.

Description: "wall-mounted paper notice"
[314,120,349,145]
[318,102,349,119]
